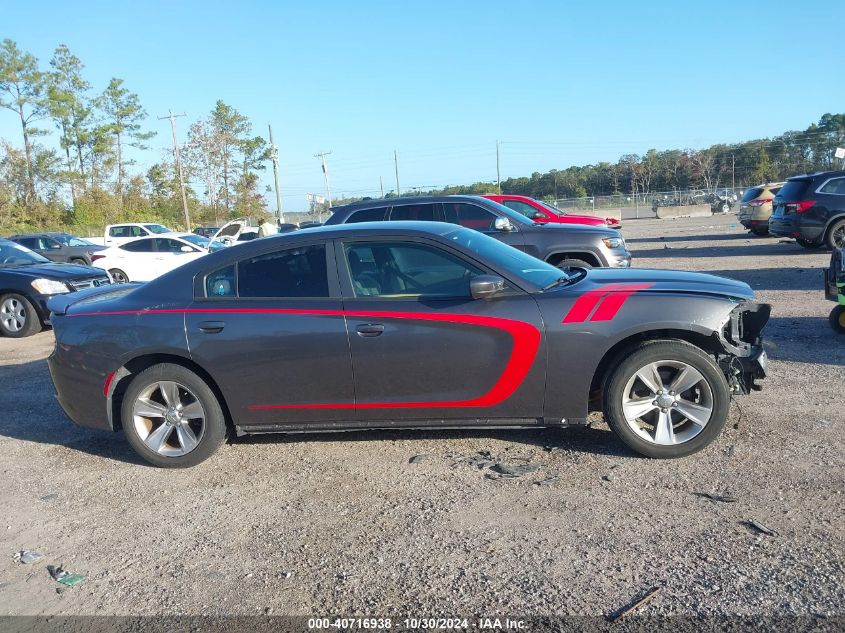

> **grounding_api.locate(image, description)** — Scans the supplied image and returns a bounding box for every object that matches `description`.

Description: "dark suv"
[8,232,103,264]
[324,195,632,268]
[769,171,845,249]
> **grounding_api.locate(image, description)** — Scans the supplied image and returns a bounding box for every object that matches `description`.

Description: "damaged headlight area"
[715,302,772,395]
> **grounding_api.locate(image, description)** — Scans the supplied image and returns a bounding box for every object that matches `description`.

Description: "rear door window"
[120,239,155,253]
[389,203,437,221]
[15,237,39,249]
[238,244,329,298]
[347,207,388,223]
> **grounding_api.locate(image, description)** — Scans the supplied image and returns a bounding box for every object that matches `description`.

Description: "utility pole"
[394,150,400,196]
[269,124,284,224]
[731,153,736,191]
[158,110,191,230]
[379,176,384,198]
[496,140,501,194]
[314,151,332,211]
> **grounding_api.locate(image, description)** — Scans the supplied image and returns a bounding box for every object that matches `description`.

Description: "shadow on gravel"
[632,242,819,259]
[236,424,637,458]
[0,358,145,465]
[710,267,824,291]
[764,316,845,366]
[626,232,761,244]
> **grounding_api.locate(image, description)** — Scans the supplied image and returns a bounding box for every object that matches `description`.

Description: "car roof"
[331,194,494,210]
[284,220,463,240]
[788,170,845,181]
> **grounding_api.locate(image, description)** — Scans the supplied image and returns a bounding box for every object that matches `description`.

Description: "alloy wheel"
[0,297,26,333]
[110,269,128,283]
[132,381,206,457]
[620,360,714,445]
[832,225,845,249]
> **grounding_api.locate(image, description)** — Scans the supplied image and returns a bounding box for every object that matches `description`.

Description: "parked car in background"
[103,222,172,247]
[298,221,323,229]
[325,195,631,269]
[91,233,223,283]
[769,171,845,249]
[482,194,622,230]
[193,227,220,238]
[0,238,111,337]
[278,223,299,233]
[47,222,769,467]
[8,232,104,265]
[737,183,784,235]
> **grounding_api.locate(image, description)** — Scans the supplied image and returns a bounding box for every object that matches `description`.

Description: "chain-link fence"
[550,187,749,220]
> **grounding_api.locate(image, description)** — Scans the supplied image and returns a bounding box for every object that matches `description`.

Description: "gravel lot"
[0,214,842,623]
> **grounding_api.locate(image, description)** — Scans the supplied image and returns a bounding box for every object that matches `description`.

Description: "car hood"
[0,262,106,280]
[581,268,754,300]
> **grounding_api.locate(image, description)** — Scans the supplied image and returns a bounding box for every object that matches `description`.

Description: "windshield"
[0,239,51,266]
[53,234,94,247]
[144,224,171,234]
[538,200,566,216]
[444,226,569,290]
[181,233,226,252]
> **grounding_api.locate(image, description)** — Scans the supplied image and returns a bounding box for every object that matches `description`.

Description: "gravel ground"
[0,214,842,623]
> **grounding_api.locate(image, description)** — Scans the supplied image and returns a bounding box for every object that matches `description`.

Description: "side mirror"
[49,242,62,250]
[470,275,506,300]
[531,211,546,221]
[494,217,515,232]
[180,245,194,253]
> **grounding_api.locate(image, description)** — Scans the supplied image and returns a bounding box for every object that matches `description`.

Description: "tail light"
[90,254,105,262]
[792,200,816,214]
[748,198,772,207]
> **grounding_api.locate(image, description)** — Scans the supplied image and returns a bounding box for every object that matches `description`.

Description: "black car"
[769,170,845,249]
[8,232,104,265]
[0,239,111,337]
[324,195,632,269]
[47,222,768,468]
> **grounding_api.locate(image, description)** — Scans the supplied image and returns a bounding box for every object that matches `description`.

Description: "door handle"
[356,323,384,337]
[198,321,225,334]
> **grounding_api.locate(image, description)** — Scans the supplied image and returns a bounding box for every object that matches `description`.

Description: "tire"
[121,363,228,467]
[0,293,42,338]
[109,268,129,283]
[602,340,730,458]
[720,202,730,214]
[796,238,822,249]
[556,258,592,270]
[825,219,845,250]
[830,305,845,335]
[69,258,87,265]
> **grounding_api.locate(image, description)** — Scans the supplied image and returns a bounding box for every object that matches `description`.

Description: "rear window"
[741,187,764,203]
[777,180,811,201]
[347,207,388,223]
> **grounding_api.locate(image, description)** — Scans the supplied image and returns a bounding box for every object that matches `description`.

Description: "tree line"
[2,37,844,234]
[0,39,271,234]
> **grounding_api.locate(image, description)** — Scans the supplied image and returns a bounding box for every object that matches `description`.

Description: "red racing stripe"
[589,283,654,322]
[561,283,629,323]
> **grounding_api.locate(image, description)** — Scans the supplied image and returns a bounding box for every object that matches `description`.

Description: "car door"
[152,238,204,276]
[39,237,67,262]
[337,237,546,424]
[185,241,355,429]
[115,239,158,281]
[442,201,527,251]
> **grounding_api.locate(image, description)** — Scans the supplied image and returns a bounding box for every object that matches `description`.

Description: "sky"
[2,0,844,212]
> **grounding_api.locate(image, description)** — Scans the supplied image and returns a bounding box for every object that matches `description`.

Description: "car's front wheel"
[109,268,129,283]
[121,363,227,467]
[0,293,42,338]
[603,340,730,458]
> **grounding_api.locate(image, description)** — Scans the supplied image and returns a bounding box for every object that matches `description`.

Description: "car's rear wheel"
[0,293,41,338]
[121,363,227,467]
[603,340,729,458]
[825,220,845,250]
[109,268,129,283]
[830,305,845,335]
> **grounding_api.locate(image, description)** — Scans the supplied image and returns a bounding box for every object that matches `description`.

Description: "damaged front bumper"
[715,302,771,394]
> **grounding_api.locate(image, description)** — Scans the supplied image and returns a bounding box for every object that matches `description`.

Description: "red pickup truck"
[482,194,622,230]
